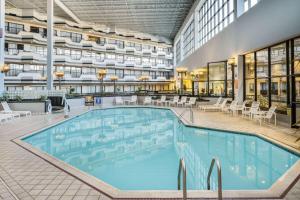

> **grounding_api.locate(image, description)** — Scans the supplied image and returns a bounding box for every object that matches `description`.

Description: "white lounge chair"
[124,95,137,105]
[230,100,249,115]
[0,101,30,117]
[0,114,14,123]
[253,106,277,126]
[203,98,229,112]
[222,100,238,113]
[242,101,260,119]
[199,97,222,110]
[185,97,197,107]
[155,95,167,106]
[168,96,180,107]
[143,96,152,105]
[177,96,187,107]
[115,97,124,105]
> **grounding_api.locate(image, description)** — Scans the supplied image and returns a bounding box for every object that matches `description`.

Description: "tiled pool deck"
[0,105,300,200]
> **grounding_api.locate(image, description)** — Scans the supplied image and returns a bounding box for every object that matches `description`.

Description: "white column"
[47,0,54,90]
[0,0,5,95]
[237,55,244,103]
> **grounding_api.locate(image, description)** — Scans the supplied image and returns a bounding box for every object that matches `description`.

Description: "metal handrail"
[207,158,222,200]
[177,158,187,200]
[178,107,194,123]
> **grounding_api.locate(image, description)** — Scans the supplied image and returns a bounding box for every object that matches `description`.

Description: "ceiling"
[6,0,195,40]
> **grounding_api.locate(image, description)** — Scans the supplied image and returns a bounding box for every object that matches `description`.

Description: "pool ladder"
[177,157,222,200]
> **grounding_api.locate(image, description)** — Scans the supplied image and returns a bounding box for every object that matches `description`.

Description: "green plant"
[69,87,75,94]
[40,95,48,101]
[0,94,9,102]
[15,95,23,102]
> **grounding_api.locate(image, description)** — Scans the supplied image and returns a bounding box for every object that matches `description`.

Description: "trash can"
[95,97,102,105]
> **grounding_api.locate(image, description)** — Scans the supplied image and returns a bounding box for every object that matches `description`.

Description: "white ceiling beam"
[54,0,81,24]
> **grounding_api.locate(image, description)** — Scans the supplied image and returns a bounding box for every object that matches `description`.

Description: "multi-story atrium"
[0,0,300,200]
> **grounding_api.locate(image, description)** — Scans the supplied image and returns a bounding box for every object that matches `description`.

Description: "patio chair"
[223,100,238,113]
[242,101,260,119]
[115,96,124,105]
[199,97,222,110]
[230,100,249,115]
[253,106,277,126]
[168,96,180,107]
[203,98,229,112]
[124,95,137,105]
[0,114,14,123]
[185,97,197,107]
[155,95,167,106]
[143,96,152,105]
[0,101,30,117]
[177,96,187,107]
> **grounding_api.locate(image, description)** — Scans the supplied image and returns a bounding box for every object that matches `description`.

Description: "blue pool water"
[24,108,299,190]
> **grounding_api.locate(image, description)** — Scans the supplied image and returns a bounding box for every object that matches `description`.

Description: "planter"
[8,100,51,114]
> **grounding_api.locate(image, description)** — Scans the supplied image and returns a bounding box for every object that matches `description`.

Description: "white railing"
[4,90,66,100]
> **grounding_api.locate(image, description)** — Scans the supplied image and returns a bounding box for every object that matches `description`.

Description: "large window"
[256,49,269,108]
[175,40,181,64]
[243,42,289,113]
[198,0,234,47]
[245,53,255,100]
[183,20,194,58]
[294,38,300,102]
[271,43,287,112]
[208,62,226,96]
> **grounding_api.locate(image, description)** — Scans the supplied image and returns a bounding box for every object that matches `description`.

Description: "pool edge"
[12,106,300,199]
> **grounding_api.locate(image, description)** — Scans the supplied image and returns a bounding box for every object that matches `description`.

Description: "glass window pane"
[245,79,255,100]
[271,43,287,76]
[209,62,225,80]
[294,38,300,74]
[271,77,287,112]
[209,81,225,96]
[256,49,268,78]
[257,78,269,108]
[245,53,255,78]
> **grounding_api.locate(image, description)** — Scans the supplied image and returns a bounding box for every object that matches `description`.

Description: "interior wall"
[176,0,300,70]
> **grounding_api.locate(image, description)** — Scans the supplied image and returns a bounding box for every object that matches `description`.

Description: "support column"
[47,0,54,90]
[0,0,5,95]
[237,55,244,104]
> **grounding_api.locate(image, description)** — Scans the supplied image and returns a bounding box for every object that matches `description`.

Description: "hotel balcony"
[5,51,46,64]
[156,63,167,69]
[105,44,117,51]
[54,55,83,65]
[5,72,45,82]
[142,49,152,55]
[19,31,47,44]
[54,36,83,48]
[122,76,138,81]
[157,50,166,56]
[124,60,135,67]
[79,74,98,81]
[104,59,116,66]
[165,53,173,60]
[142,63,151,68]
[155,76,167,81]
[125,46,135,53]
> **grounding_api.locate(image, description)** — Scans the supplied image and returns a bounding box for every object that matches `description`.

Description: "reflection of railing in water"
[178,108,194,123]
[177,158,187,200]
[207,158,222,200]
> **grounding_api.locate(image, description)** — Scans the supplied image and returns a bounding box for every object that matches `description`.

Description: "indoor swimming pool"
[23,107,299,191]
